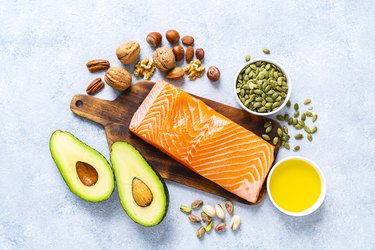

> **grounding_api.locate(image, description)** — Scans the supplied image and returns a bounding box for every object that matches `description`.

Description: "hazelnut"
[186,46,194,63]
[195,48,204,60]
[182,35,194,45]
[172,46,185,61]
[166,67,185,80]
[104,67,132,91]
[207,66,220,82]
[116,41,140,65]
[166,30,180,43]
[146,32,162,47]
[153,47,175,71]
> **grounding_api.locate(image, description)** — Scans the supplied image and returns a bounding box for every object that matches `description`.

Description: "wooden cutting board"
[70,80,281,205]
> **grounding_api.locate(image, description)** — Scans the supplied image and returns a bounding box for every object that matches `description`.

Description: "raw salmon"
[129,81,275,203]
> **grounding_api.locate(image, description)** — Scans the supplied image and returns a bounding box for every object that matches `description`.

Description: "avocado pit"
[76,161,99,186]
[132,177,153,207]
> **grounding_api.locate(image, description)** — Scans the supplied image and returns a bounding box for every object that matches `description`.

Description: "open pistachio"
[225,201,234,216]
[191,200,203,209]
[205,221,214,232]
[180,205,192,214]
[215,222,226,233]
[202,205,216,218]
[230,215,241,231]
[197,226,205,239]
[201,211,212,223]
[188,214,201,223]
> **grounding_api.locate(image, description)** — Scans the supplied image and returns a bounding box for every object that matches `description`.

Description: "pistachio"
[230,215,241,231]
[215,222,226,233]
[304,99,311,105]
[202,205,216,217]
[191,200,204,209]
[205,221,214,232]
[215,204,225,220]
[197,226,205,239]
[201,211,212,223]
[188,214,201,223]
[225,201,234,216]
[180,205,191,214]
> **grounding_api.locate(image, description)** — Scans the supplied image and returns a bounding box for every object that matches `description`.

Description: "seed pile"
[180,200,240,238]
[236,61,288,113]
[261,99,318,151]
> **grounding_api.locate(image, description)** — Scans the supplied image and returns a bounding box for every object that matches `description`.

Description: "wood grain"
[70,80,281,205]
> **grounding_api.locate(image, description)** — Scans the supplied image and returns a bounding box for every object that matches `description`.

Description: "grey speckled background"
[1,1,374,249]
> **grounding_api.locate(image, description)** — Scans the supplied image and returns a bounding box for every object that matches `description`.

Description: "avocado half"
[49,130,114,202]
[110,142,169,227]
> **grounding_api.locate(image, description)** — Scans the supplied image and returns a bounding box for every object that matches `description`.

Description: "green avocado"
[49,130,114,202]
[110,141,169,227]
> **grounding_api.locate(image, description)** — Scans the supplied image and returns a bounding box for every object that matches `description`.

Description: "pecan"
[86,59,110,73]
[86,78,104,95]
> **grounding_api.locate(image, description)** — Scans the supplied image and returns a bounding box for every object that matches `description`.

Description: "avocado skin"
[49,130,115,202]
[110,141,169,227]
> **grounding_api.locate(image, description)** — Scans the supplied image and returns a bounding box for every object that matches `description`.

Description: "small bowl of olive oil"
[267,156,326,216]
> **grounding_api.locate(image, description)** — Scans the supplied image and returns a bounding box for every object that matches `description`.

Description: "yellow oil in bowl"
[269,158,322,213]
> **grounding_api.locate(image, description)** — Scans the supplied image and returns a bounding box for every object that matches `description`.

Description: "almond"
[195,48,204,60]
[166,67,185,80]
[186,46,194,62]
[182,35,194,45]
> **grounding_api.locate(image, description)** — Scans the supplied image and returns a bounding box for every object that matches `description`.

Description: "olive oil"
[269,158,321,212]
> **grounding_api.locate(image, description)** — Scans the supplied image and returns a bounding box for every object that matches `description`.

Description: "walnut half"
[134,58,156,80]
[184,59,205,80]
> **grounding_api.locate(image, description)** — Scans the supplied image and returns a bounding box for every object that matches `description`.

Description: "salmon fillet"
[129,81,275,203]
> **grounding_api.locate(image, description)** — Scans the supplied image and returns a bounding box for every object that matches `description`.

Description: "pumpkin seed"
[288,118,293,125]
[253,102,262,108]
[265,126,272,134]
[283,126,288,134]
[294,103,299,111]
[295,124,303,130]
[293,119,298,125]
[298,120,305,127]
[263,48,270,54]
[264,121,272,128]
[276,115,284,121]
[282,134,290,142]
[305,111,313,117]
[236,88,240,94]
[310,126,318,134]
[294,112,300,118]
[307,134,313,142]
[277,128,283,137]
[294,134,303,140]
[283,143,290,150]
[284,113,289,121]
[312,114,318,122]
[273,137,279,145]
[304,126,311,133]
[240,89,245,96]
[258,107,266,113]
[262,134,270,141]
[245,54,251,62]
[293,146,300,152]
[301,113,306,121]
[245,67,251,74]
[286,100,291,108]
[272,102,280,108]
[308,106,313,110]
[304,99,311,105]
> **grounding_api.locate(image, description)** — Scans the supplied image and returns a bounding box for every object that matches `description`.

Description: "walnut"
[134,58,156,80]
[116,41,140,64]
[153,47,175,72]
[184,59,205,80]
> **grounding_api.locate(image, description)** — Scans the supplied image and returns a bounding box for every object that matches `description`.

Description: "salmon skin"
[130,81,275,203]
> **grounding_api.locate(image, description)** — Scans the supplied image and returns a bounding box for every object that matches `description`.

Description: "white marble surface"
[1,1,374,249]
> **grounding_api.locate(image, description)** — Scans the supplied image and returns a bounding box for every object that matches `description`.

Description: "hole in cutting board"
[75,100,83,108]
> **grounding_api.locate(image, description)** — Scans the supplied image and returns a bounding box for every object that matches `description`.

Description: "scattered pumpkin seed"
[276,115,284,121]
[307,134,313,142]
[304,126,311,133]
[283,143,290,150]
[308,106,313,110]
[262,48,270,54]
[304,99,311,105]
[245,54,251,62]
[305,111,313,117]
[286,100,291,108]
[312,114,318,122]
[301,113,306,121]
[294,103,299,111]
[277,128,283,137]
[288,118,293,125]
[283,126,288,134]
[265,126,272,134]
[273,137,279,145]
[294,134,303,140]
[294,112,300,118]
[262,134,270,141]
[293,146,300,152]
[310,126,318,134]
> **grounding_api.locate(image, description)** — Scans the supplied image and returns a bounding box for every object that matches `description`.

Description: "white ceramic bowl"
[266,156,327,216]
[234,58,292,116]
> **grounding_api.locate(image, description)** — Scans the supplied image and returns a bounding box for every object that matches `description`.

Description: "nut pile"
[236,61,288,113]
[180,200,240,239]
[262,99,319,151]
[83,30,221,95]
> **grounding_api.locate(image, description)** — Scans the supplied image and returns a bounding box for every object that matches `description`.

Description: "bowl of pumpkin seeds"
[234,58,291,116]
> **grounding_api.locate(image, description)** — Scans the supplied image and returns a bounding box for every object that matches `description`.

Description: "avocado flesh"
[110,142,169,227]
[49,130,114,202]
